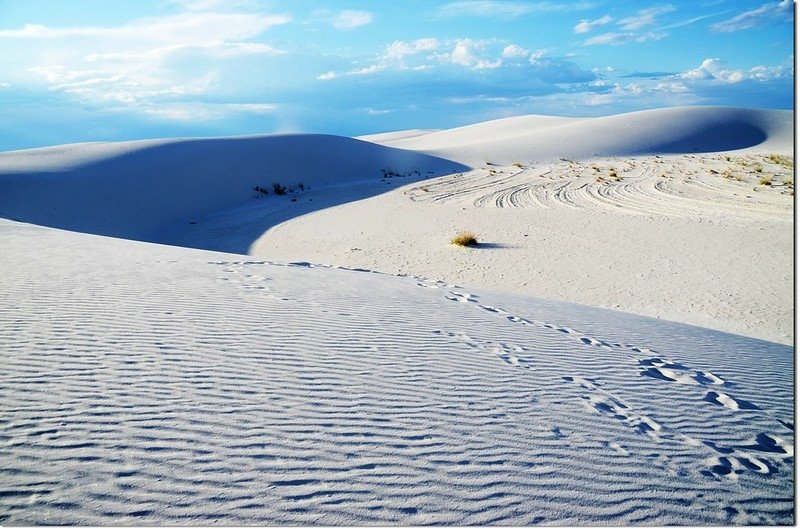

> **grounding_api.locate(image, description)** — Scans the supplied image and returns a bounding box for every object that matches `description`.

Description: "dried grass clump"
[767,153,793,169]
[451,231,479,247]
[758,176,773,186]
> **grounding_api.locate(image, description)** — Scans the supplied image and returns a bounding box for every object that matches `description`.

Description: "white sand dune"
[0,106,794,525]
[0,219,793,525]
[0,134,465,242]
[378,106,793,165]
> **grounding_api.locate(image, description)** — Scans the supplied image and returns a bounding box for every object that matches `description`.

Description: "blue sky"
[0,0,793,150]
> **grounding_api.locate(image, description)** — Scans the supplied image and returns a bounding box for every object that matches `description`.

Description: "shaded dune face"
[0,134,467,242]
[656,120,767,153]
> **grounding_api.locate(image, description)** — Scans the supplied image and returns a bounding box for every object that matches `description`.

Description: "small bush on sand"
[272,182,287,195]
[451,232,478,247]
[758,176,773,186]
[767,154,793,168]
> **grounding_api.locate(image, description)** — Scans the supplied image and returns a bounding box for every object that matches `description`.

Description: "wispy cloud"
[438,1,593,19]
[308,9,374,30]
[0,12,290,42]
[582,5,674,45]
[384,38,440,61]
[584,31,666,46]
[710,0,792,32]
[333,10,373,29]
[617,5,675,30]
[573,15,613,34]
[4,9,291,113]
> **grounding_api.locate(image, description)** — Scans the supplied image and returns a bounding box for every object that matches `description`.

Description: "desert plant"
[767,153,793,168]
[758,176,773,186]
[254,185,270,197]
[272,182,287,195]
[512,162,523,168]
[451,231,478,247]
[381,168,403,178]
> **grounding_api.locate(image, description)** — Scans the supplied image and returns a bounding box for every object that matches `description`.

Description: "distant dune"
[374,107,793,165]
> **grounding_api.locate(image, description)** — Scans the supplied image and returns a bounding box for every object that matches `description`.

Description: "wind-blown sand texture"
[0,107,794,525]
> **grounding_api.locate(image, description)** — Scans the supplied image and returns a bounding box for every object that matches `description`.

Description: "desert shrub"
[254,185,270,197]
[758,176,773,186]
[272,182,287,195]
[451,231,478,247]
[767,154,793,168]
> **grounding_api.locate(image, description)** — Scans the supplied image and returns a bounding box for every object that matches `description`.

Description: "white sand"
[0,106,794,525]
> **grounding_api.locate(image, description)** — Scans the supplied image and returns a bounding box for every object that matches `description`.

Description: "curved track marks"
[406,154,793,221]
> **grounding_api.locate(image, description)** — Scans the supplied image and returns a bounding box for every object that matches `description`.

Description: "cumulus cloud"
[711,0,792,32]
[573,15,613,34]
[501,44,529,58]
[448,39,503,69]
[680,57,791,84]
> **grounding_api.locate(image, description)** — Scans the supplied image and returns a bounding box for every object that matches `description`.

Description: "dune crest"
[374,107,793,165]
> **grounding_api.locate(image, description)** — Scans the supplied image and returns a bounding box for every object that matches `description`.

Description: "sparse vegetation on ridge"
[253,182,307,198]
[767,154,793,169]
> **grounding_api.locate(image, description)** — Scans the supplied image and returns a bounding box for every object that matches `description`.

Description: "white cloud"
[166,0,260,11]
[316,71,338,81]
[584,31,665,46]
[654,82,689,93]
[679,58,746,83]
[679,57,790,85]
[84,41,284,63]
[11,9,290,111]
[225,103,278,114]
[0,13,291,43]
[448,39,502,69]
[438,1,594,19]
[573,14,613,34]
[617,5,675,31]
[501,44,529,58]
[384,38,440,61]
[711,0,792,32]
[332,10,373,30]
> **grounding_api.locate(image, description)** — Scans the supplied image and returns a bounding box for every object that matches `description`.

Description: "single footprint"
[639,357,726,386]
[704,391,758,411]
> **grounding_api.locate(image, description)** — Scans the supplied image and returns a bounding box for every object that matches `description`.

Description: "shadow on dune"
[655,120,768,154]
[0,134,469,253]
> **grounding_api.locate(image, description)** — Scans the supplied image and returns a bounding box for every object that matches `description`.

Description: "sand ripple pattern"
[0,222,794,525]
[407,154,793,221]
